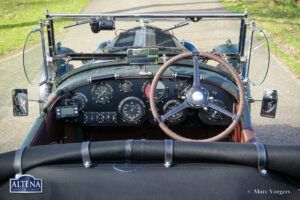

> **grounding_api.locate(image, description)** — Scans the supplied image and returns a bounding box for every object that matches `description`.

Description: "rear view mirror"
[12,88,28,116]
[260,89,278,118]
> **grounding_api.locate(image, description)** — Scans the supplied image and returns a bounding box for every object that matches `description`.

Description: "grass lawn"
[220,0,300,77]
[0,0,89,58]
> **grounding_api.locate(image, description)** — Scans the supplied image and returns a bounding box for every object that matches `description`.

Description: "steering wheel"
[149,52,245,142]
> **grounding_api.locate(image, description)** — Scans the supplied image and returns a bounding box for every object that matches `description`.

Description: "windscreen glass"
[52,18,242,70]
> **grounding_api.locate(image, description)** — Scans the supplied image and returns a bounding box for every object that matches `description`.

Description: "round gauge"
[199,98,227,122]
[91,82,113,104]
[163,100,186,124]
[119,80,133,93]
[143,80,167,102]
[176,80,192,99]
[70,92,87,111]
[118,97,145,123]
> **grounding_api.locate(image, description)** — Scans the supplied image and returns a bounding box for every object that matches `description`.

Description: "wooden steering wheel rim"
[149,52,245,142]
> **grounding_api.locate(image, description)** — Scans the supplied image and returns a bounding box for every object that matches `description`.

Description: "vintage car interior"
[3,12,299,200]
[28,25,244,146]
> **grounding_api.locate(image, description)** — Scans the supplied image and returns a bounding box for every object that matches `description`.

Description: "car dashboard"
[56,77,235,127]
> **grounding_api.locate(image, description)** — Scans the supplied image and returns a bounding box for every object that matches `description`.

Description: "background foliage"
[0,0,89,58]
[221,0,300,76]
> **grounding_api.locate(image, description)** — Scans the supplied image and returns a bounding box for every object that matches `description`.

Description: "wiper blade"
[162,21,189,32]
[106,46,185,53]
[105,46,143,53]
[152,46,185,51]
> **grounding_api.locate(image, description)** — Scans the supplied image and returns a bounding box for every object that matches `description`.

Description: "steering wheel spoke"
[192,52,202,88]
[160,101,189,122]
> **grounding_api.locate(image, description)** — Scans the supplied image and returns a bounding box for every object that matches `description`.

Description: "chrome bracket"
[114,73,120,79]
[81,141,92,168]
[255,143,268,176]
[164,139,174,168]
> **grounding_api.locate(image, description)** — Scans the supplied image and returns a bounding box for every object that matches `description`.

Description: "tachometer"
[118,97,145,123]
[143,80,167,102]
[91,82,113,104]
[163,100,187,124]
[69,92,87,111]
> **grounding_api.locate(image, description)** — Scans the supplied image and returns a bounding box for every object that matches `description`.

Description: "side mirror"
[260,89,278,118]
[12,88,28,116]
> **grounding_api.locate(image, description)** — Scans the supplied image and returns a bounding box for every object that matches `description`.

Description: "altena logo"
[10,174,42,193]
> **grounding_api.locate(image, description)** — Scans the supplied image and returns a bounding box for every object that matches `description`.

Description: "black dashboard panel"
[58,78,235,127]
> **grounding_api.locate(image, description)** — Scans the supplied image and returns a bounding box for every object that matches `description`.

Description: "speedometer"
[143,80,167,102]
[91,82,113,104]
[118,97,145,123]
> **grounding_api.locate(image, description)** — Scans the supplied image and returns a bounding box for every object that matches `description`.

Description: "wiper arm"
[162,21,189,32]
[152,46,186,53]
[64,19,91,29]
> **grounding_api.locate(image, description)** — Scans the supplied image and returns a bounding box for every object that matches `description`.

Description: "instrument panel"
[58,78,234,126]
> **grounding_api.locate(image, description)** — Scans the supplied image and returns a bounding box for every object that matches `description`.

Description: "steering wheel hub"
[186,87,209,108]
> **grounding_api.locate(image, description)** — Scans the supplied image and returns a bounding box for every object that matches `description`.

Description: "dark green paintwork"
[56,60,239,100]
[21,116,44,148]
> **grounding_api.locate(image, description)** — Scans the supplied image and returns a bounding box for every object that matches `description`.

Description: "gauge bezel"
[176,79,192,99]
[119,80,133,93]
[70,92,88,111]
[118,96,146,124]
[198,98,228,123]
[142,80,168,102]
[91,82,113,104]
[163,100,187,124]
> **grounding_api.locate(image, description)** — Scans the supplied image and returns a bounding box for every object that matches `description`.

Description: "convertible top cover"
[0,141,299,199]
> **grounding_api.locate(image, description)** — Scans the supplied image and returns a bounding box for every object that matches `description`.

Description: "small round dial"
[176,80,192,99]
[163,100,186,124]
[91,82,113,104]
[199,98,227,122]
[143,80,167,102]
[119,80,133,93]
[69,92,87,111]
[118,97,145,123]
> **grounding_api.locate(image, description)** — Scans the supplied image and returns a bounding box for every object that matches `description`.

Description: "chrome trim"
[164,139,174,168]
[81,141,92,168]
[255,143,268,176]
[48,13,246,19]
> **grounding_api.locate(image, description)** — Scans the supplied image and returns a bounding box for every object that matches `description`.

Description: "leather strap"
[255,143,268,176]
[164,139,173,168]
[13,147,26,176]
[81,141,92,168]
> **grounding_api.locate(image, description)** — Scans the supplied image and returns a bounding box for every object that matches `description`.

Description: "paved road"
[0,0,299,153]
